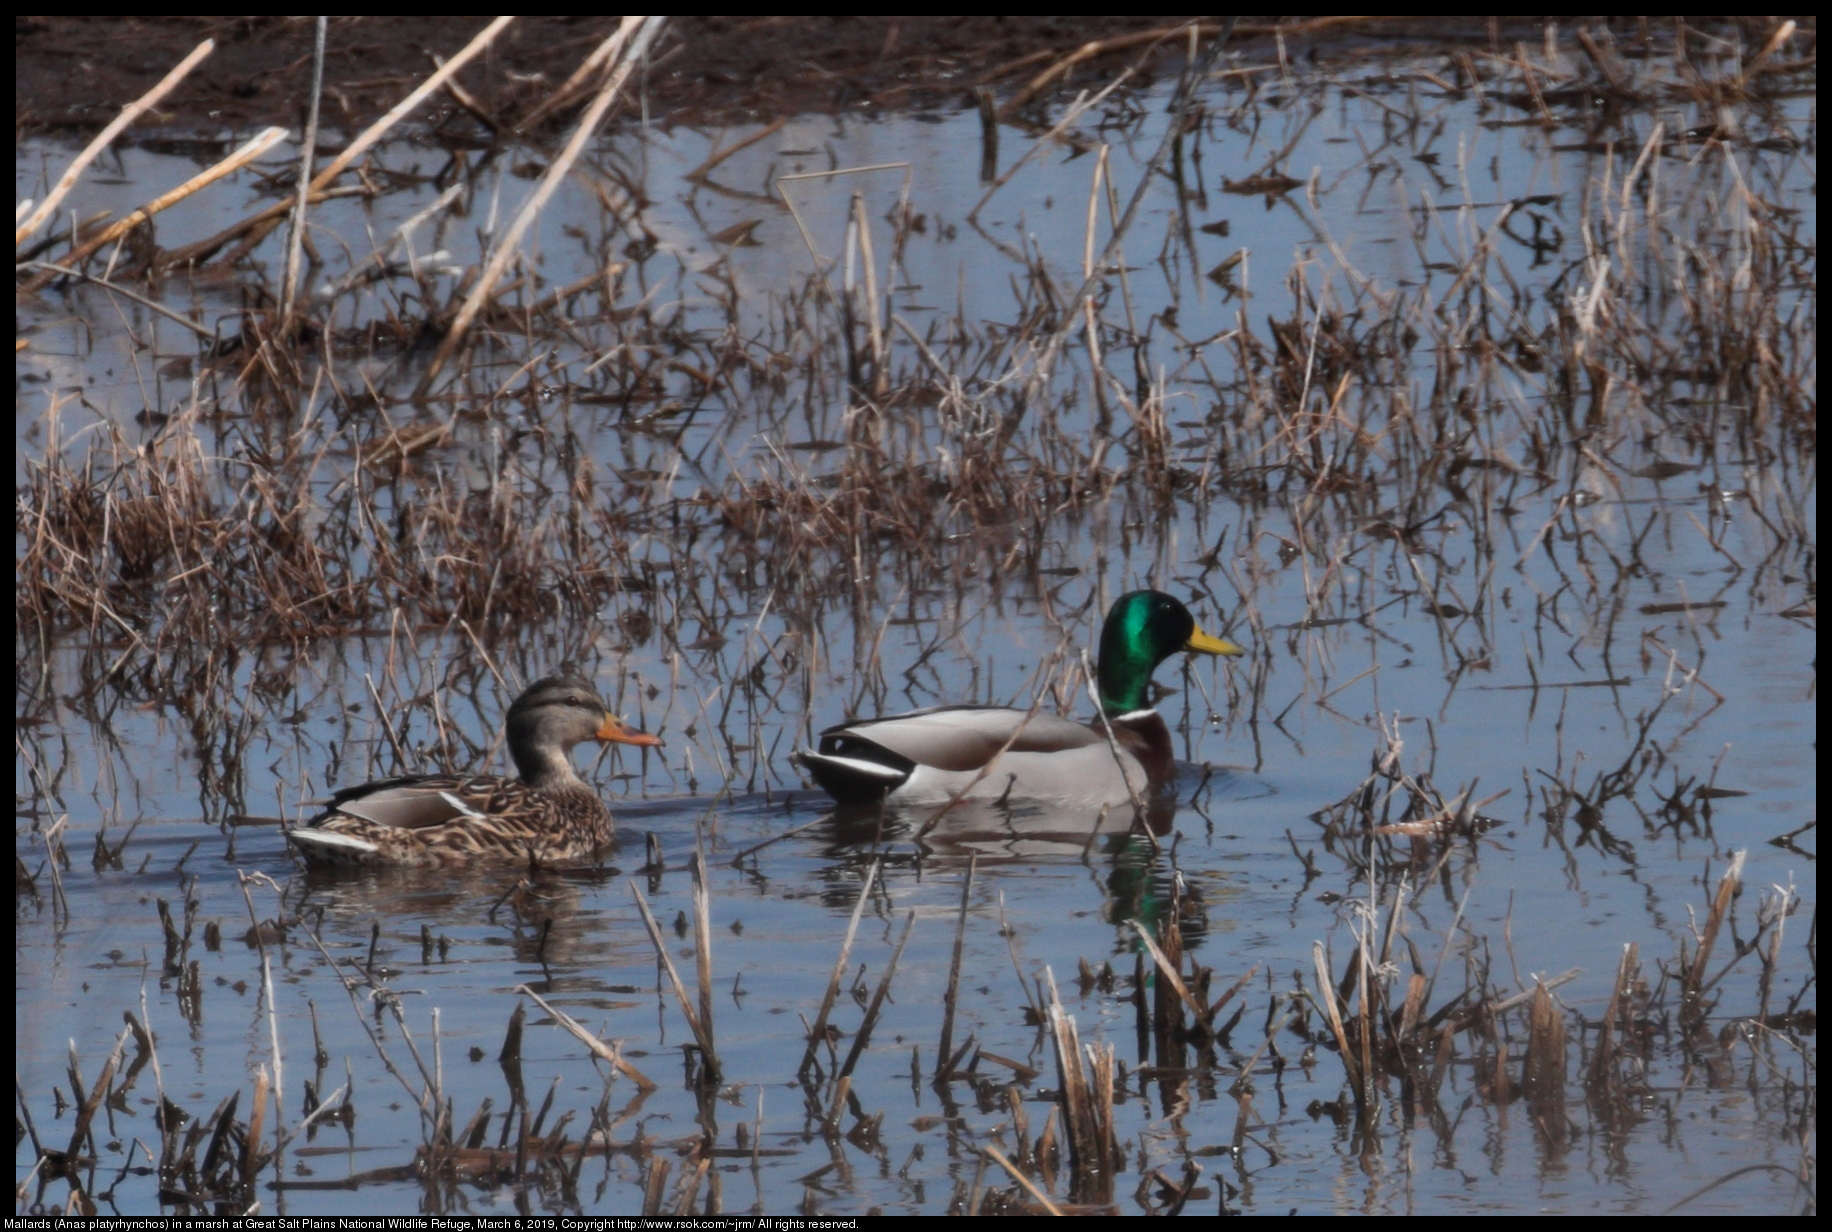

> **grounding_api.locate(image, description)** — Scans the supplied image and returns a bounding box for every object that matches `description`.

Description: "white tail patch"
[802,751,907,780]
[438,791,487,818]
[287,829,380,857]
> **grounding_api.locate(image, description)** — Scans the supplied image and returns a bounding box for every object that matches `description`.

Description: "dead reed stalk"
[513,986,656,1092]
[16,38,215,244]
[1521,982,1569,1147]
[628,881,720,1081]
[417,15,665,393]
[22,126,288,292]
[838,911,917,1082]
[800,857,881,1080]
[1043,969,1117,1204]
[690,833,717,1078]
[936,855,978,1083]
[1684,850,1746,1009]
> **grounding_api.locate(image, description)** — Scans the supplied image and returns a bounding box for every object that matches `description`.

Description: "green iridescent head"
[1095,590,1243,714]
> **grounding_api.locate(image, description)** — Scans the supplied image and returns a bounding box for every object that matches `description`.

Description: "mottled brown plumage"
[286,673,660,868]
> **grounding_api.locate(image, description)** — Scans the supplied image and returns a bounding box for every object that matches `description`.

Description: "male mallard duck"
[286,672,660,868]
[797,591,1243,809]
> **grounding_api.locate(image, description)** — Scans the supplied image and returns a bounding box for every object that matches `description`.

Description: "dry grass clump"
[19,33,1815,751]
[17,406,648,691]
[1284,725,1810,1148]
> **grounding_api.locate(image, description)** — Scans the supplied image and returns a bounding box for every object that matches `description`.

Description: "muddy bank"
[17,15,1796,135]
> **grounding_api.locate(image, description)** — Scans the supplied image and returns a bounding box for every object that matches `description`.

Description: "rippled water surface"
[17,30,1815,1216]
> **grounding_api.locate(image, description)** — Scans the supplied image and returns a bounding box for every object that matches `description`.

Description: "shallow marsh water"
[17,32,1815,1216]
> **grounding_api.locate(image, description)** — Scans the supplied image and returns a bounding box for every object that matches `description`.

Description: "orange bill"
[595,713,663,747]
[1186,625,1245,657]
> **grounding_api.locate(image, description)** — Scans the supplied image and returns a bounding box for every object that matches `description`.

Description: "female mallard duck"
[286,672,660,868]
[797,591,1242,809]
